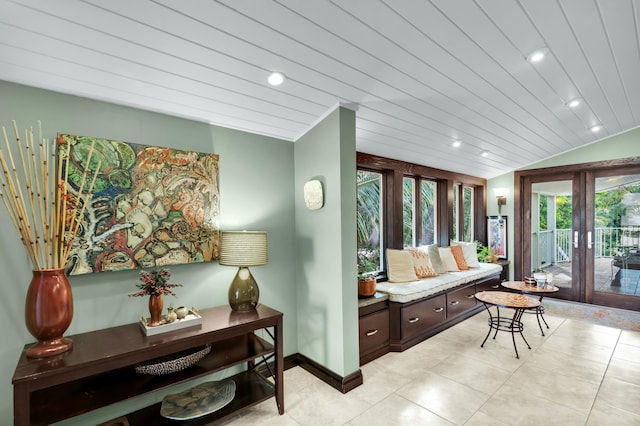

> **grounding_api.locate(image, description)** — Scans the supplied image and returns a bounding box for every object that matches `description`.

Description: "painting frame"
[487,216,508,259]
[57,134,220,275]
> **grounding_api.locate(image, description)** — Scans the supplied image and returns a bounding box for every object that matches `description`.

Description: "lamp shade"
[219,231,268,267]
[493,187,508,198]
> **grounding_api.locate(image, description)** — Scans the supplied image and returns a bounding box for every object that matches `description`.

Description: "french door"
[515,160,640,310]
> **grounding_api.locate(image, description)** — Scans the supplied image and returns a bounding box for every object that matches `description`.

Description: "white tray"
[139,312,202,336]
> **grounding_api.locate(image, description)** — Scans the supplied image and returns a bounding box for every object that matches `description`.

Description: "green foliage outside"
[541,184,640,231]
[357,170,382,274]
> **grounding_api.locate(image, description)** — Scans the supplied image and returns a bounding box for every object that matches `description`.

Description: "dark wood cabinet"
[446,284,477,318]
[358,306,390,365]
[12,304,283,426]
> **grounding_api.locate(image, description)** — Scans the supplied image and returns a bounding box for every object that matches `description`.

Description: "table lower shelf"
[28,334,273,425]
[126,369,275,425]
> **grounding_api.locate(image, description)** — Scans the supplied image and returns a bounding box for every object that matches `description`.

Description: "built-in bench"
[367,263,503,353]
[376,263,503,303]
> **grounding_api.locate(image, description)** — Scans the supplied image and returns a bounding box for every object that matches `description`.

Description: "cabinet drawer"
[447,285,477,318]
[359,309,389,354]
[401,295,446,340]
[475,275,501,293]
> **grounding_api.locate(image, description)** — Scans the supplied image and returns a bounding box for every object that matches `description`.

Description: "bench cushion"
[376,263,503,303]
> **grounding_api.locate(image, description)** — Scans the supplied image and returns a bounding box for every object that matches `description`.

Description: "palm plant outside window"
[421,181,436,245]
[403,177,415,247]
[357,170,383,276]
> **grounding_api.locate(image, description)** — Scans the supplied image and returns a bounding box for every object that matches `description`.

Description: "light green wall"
[0,81,298,424]
[519,127,640,170]
[294,107,359,377]
[488,127,640,279]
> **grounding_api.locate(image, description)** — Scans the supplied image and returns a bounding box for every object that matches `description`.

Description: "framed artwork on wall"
[57,134,220,275]
[487,216,507,259]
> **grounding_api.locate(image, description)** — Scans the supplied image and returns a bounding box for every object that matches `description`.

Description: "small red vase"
[148,294,164,326]
[25,268,74,358]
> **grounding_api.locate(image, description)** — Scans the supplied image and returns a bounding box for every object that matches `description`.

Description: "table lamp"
[219,231,268,311]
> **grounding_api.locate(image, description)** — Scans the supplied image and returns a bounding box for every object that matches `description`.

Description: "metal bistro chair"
[611,246,638,286]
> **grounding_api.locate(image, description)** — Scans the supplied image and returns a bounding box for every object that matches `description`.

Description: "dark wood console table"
[12,304,283,426]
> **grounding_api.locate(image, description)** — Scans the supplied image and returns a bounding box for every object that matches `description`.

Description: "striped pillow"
[449,245,470,270]
[438,247,460,272]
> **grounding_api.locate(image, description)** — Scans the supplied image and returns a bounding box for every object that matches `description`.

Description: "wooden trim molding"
[294,353,363,393]
[357,152,486,185]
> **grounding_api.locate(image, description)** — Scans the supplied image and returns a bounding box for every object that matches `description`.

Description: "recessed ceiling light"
[566,98,581,108]
[590,124,602,133]
[452,140,461,148]
[526,47,549,63]
[267,72,285,86]
[481,151,489,157]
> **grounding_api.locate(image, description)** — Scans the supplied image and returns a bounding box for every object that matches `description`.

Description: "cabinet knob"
[366,329,378,336]
[466,294,475,299]
[449,300,460,305]
[433,307,444,313]
[408,317,420,324]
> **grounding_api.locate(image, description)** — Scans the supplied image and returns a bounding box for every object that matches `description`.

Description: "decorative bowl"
[135,344,211,376]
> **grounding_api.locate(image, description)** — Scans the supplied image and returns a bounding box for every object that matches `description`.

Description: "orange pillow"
[449,245,470,270]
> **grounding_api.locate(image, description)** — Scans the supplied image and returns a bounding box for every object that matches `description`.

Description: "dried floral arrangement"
[129,268,182,297]
[0,121,101,270]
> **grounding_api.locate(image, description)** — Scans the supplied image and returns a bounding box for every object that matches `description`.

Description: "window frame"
[357,152,487,277]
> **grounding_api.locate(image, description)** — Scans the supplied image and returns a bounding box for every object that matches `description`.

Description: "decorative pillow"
[423,244,447,274]
[448,245,470,270]
[438,247,460,272]
[386,248,418,282]
[451,241,481,267]
[406,247,438,278]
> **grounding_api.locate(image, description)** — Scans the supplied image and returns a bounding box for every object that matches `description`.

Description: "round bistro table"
[474,291,540,359]
[501,281,559,336]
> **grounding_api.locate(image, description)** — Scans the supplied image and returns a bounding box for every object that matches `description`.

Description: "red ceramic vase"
[25,268,74,358]
[148,294,164,326]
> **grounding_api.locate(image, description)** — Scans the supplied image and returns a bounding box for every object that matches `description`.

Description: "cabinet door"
[401,295,446,340]
[446,285,477,318]
[359,309,389,355]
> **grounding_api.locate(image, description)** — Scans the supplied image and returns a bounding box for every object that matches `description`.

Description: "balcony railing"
[535,226,640,266]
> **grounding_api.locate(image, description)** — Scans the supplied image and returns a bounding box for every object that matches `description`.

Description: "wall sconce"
[219,231,268,311]
[494,188,507,214]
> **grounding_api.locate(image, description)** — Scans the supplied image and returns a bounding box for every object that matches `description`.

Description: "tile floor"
[222,306,640,425]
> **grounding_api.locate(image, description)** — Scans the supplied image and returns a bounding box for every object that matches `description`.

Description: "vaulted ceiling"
[1,0,639,178]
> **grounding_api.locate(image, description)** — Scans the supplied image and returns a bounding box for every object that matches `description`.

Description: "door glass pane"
[594,174,640,295]
[421,180,436,245]
[531,181,573,289]
[357,170,383,274]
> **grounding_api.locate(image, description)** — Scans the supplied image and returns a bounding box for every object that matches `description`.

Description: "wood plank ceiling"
[1,0,639,178]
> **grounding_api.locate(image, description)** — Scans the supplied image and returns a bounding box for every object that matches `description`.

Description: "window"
[403,177,415,247]
[421,180,436,245]
[357,170,383,274]
[358,152,487,275]
[453,184,459,240]
[463,186,474,241]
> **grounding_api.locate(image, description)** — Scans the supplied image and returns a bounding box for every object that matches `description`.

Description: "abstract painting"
[57,134,220,275]
[487,215,507,259]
